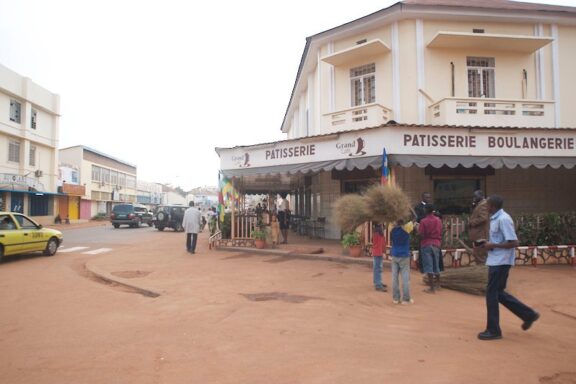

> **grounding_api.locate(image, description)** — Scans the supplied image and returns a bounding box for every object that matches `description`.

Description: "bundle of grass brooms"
[436,266,488,296]
[333,184,412,233]
[333,184,488,296]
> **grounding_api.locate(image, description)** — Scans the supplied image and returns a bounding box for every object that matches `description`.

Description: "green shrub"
[341,232,361,248]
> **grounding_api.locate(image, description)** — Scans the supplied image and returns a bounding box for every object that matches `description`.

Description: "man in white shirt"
[183,201,202,254]
[277,193,290,244]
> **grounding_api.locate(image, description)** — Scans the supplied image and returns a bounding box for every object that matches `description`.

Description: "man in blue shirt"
[478,195,540,341]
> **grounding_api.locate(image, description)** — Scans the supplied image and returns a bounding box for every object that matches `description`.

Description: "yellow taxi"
[0,212,63,262]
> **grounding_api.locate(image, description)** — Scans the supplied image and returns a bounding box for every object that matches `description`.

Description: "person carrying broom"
[477,195,540,341]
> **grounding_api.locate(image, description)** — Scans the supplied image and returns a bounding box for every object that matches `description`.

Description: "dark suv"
[111,204,154,228]
[153,205,186,232]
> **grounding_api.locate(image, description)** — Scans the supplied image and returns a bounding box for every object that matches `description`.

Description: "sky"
[1,0,574,190]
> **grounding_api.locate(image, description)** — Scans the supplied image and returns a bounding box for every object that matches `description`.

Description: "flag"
[381,148,389,185]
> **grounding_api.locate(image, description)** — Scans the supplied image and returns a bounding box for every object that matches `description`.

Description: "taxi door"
[14,214,46,253]
[0,214,24,255]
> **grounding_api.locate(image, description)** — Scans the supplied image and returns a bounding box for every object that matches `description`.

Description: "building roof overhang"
[321,39,390,66]
[427,31,553,53]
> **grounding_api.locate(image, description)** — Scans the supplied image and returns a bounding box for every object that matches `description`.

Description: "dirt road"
[0,227,575,384]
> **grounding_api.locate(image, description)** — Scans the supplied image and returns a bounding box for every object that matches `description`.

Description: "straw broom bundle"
[333,194,371,233]
[363,185,412,224]
[431,265,488,296]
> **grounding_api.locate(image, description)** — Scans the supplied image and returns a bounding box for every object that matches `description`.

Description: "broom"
[433,265,488,296]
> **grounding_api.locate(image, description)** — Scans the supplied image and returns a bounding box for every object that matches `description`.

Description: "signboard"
[61,183,86,196]
[218,126,576,170]
[0,173,45,191]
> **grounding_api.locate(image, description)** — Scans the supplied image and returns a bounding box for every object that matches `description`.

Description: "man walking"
[469,190,490,263]
[418,204,443,293]
[478,195,540,341]
[183,201,202,254]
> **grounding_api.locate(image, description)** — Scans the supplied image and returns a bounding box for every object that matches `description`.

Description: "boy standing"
[372,223,387,292]
[390,219,414,304]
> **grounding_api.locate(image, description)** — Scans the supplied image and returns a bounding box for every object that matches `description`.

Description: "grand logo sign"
[336,137,367,157]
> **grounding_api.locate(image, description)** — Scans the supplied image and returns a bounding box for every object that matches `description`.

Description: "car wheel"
[148,221,154,227]
[157,226,165,231]
[0,246,4,263]
[44,237,59,256]
[135,219,141,228]
[175,223,184,232]
[113,224,120,229]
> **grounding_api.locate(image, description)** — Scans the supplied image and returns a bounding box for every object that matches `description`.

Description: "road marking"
[82,248,113,255]
[58,246,90,253]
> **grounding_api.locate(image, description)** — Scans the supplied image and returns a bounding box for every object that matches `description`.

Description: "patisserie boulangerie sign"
[217,126,576,170]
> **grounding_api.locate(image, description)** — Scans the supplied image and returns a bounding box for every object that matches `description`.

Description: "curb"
[85,260,162,298]
[219,246,373,266]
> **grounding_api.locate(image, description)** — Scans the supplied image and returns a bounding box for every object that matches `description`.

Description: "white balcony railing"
[429,97,555,128]
[323,103,392,132]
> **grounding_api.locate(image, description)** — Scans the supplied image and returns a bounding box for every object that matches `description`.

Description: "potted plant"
[342,232,362,257]
[252,228,267,249]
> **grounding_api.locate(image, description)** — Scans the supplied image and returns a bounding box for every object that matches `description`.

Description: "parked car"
[0,212,63,262]
[153,205,186,232]
[111,204,154,228]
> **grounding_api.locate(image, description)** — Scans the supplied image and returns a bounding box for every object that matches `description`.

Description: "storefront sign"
[61,183,86,196]
[218,127,576,170]
[0,173,45,191]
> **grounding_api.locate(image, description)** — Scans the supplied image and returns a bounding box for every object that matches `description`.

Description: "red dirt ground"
[0,230,575,384]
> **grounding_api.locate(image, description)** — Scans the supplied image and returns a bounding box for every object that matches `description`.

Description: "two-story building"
[59,146,138,218]
[216,0,576,240]
[137,180,164,208]
[0,63,61,224]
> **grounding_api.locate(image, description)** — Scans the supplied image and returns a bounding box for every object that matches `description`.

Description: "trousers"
[186,233,198,253]
[486,265,538,334]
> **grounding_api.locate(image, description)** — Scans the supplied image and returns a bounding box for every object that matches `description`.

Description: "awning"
[427,32,553,53]
[321,39,390,66]
[0,189,64,196]
[221,154,576,177]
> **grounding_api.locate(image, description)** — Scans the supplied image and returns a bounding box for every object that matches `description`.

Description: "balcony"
[428,98,555,128]
[323,103,393,132]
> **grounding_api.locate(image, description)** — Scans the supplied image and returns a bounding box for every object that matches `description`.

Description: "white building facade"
[59,146,138,218]
[217,0,576,240]
[0,63,61,224]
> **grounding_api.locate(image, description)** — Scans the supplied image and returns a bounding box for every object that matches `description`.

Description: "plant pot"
[254,239,267,249]
[348,245,363,258]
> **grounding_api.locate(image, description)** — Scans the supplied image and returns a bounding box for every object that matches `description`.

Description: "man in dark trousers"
[478,195,540,341]
[183,201,202,254]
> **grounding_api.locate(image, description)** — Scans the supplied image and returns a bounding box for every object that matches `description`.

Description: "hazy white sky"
[1,0,574,189]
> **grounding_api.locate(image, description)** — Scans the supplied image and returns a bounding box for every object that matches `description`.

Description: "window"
[29,145,36,166]
[91,165,102,182]
[31,109,37,129]
[8,140,20,163]
[0,214,16,230]
[17,212,42,227]
[433,179,481,215]
[10,100,21,123]
[350,63,376,106]
[467,57,495,98]
[118,173,126,187]
[126,175,136,189]
[71,171,79,184]
[110,171,118,186]
[101,168,110,184]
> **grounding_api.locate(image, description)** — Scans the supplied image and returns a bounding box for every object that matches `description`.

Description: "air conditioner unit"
[34,170,43,177]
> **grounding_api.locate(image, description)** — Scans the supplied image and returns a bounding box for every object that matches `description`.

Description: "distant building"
[161,185,187,206]
[0,63,61,224]
[137,180,163,207]
[59,146,137,218]
[187,186,219,212]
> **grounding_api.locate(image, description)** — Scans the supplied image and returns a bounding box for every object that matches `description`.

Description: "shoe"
[477,330,502,340]
[522,312,540,331]
[401,299,415,305]
[392,300,400,304]
[375,286,387,292]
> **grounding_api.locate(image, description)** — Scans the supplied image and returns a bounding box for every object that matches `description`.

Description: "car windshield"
[113,205,133,213]
[134,207,147,213]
